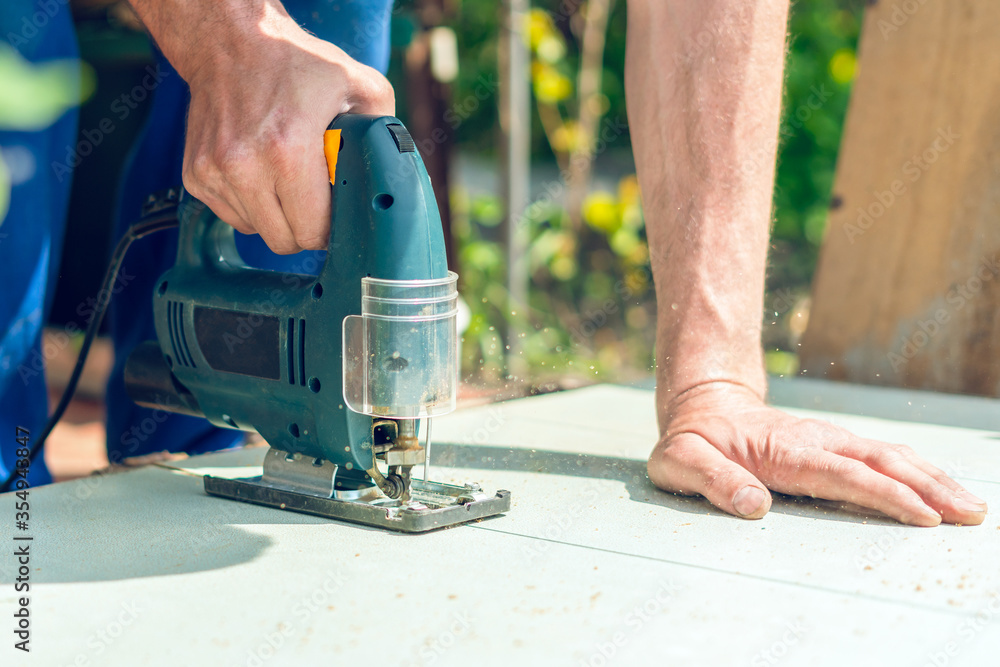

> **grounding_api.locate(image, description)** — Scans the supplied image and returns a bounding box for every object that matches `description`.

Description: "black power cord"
[0,211,179,492]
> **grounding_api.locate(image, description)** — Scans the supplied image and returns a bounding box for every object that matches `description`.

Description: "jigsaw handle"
[168,117,342,272]
[174,194,242,272]
[175,115,444,282]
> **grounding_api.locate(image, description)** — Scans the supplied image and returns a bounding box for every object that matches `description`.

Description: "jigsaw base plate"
[203,475,511,533]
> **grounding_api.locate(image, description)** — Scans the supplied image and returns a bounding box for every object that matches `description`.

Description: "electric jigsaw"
[123,114,510,532]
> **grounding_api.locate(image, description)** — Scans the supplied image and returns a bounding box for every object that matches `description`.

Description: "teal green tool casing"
[144,115,448,477]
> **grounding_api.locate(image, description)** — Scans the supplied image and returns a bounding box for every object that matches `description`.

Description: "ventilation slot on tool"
[297,318,306,386]
[287,318,307,386]
[168,301,196,368]
[287,318,296,385]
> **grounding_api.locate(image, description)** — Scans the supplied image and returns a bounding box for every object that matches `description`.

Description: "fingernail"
[733,486,766,517]
[958,490,987,506]
[954,497,987,514]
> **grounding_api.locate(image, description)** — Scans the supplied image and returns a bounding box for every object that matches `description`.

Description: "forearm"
[625,0,788,426]
[127,0,295,84]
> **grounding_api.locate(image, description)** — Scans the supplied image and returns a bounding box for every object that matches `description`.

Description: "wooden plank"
[800,0,1000,396]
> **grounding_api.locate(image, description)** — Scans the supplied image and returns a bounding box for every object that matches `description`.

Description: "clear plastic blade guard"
[343,272,458,419]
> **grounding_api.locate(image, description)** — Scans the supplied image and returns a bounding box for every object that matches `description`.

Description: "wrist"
[656,379,768,437]
[656,349,767,396]
[655,313,766,387]
[654,315,767,428]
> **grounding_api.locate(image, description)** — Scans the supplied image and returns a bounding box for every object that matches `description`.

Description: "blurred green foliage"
[0,46,91,223]
[424,0,868,384]
[443,0,629,159]
[453,171,655,384]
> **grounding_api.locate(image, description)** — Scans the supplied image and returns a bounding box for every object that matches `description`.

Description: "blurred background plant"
[0,45,91,221]
[387,0,865,389]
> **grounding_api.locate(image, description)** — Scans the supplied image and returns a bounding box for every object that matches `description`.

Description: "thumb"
[648,432,772,519]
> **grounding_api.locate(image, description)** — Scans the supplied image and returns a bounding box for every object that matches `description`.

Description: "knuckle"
[890,442,916,458]
[264,233,300,256]
[701,464,739,496]
[873,447,906,467]
[181,178,212,207]
[292,231,327,251]
[183,153,214,192]
[888,484,920,507]
[215,143,255,182]
[227,219,253,236]
[270,241,300,256]
[267,141,295,171]
[188,150,213,176]
[804,418,848,439]
[264,123,315,180]
[829,457,867,479]
[181,173,203,200]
